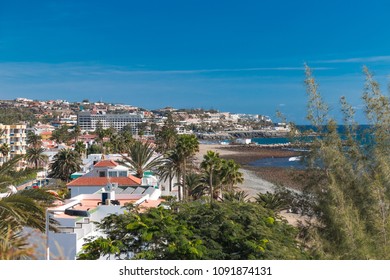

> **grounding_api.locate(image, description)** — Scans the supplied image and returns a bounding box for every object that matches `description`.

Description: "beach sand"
[195,143,303,197]
[194,143,307,225]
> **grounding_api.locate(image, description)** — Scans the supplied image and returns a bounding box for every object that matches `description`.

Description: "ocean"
[250,125,372,168]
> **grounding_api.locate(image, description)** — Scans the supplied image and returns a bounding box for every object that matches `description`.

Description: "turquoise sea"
[250,125,372,168]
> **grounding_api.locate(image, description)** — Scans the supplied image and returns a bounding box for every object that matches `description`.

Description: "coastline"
[195,143,303,197]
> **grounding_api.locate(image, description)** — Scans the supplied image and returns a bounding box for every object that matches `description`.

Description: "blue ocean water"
[251,137,291,145]
[250,125,372,168]
[249,157,304,169]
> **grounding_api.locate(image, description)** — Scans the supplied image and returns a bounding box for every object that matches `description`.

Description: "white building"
[67,160,142,197]
[77,111,144,134]
[0,123,27,168]
[46,187,162,260]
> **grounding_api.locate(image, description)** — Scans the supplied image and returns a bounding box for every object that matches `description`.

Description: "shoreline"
[195,144,304,196]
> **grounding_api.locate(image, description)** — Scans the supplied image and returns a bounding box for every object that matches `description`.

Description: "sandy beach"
[195,143,303,197]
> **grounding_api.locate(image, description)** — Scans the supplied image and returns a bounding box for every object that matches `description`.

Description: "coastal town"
[0,97,301,260]
[4,1,390,272]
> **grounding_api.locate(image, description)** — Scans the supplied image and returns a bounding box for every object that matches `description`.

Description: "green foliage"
[255,191,289,212]
[164,134,199,201]
[0,107,37,125]
[48,148,82,182]
[0,189,56,233]
[51,125,72,144]
[120,141,163,178]
[0,226,36,260]
[87,143,103,155]
[25,147,48,168]
[78,201,308,260]
[297,66,390,259]
[200,151,244,200]
[26,132,42,148]
[155,114,178,153]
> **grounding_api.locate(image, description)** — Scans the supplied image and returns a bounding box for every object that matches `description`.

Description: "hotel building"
[0,123,27,167]
[77,111,144,134]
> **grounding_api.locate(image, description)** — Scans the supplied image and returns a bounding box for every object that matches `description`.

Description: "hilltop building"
[77,111,144,134]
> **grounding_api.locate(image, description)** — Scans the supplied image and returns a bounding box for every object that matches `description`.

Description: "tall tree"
[155,114,178,154]
[25,147,48,169]
[0,189,57,259]
[49,149,82,182]
[120,141,163,178]
[26,132,42,148]
[74,141,86,158]
[295,65,390,259]
[183,172,207,201]
[71,125,82,143]
[78,201,308,260]
[51,125,71,144]
[172,134,199,200]
[220,159,244,193]
[200,150,222,201]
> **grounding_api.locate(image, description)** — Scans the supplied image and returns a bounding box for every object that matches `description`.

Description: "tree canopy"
[78,201,308,260]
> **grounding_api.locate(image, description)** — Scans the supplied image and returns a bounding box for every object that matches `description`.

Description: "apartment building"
[77,111,144,134]
[0,123,27,166]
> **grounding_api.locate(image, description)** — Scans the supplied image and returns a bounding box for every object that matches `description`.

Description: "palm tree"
[0,226,35,260]
[171,135,199,200]
[25,147,48,169]
[157,155,178,193]
[49,148,82,182]
[0,143,10,157]
[220,159,244,192]
[26,131,42,148]
[184,172,207,200]
[222,190,249,203]
[0,189,58,260]
[155,117,178,154]
[72,125,81,143]
[120,141,163,178]
[74,141,86,158]
[255,191,288,211]
[200,150,222,201]
[0,155,23,189]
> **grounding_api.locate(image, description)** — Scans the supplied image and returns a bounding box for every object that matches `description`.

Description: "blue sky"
[1,0,390,123]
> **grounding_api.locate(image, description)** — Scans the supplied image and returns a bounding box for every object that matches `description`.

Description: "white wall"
[69,186,102,197]
[49,232,77,260]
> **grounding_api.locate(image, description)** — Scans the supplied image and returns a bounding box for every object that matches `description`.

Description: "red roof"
[41,131,52,135]
[94,160,118,167]
[79,134,97,140]
[67,175,141,187]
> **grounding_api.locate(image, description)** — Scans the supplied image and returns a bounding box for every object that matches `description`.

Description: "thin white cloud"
[0,62,332,79]
[315,56,390,64]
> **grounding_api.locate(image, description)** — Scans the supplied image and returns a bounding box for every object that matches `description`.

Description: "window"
[118,171,127,177]
[99,171,106,177]
[108,171,117,177]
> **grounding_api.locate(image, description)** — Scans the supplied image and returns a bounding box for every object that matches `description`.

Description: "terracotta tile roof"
[94,160,118,167]
[79,134,97,140]
[67,175,141,187]
[41,131,52,135]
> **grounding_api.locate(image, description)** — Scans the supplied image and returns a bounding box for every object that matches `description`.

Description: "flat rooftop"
[51,198,165,219]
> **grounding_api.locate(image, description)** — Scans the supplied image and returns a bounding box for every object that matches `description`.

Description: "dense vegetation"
[78,200,308,260]
[0,107,38,125]
[285,66,390,259]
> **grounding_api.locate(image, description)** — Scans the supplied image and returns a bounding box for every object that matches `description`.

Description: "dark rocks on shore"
[195,130,290,140]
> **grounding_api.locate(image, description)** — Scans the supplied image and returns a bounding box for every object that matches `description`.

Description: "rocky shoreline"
[196,144,306,196]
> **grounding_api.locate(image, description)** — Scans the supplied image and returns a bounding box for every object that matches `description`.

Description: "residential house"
[67,160,143,197]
